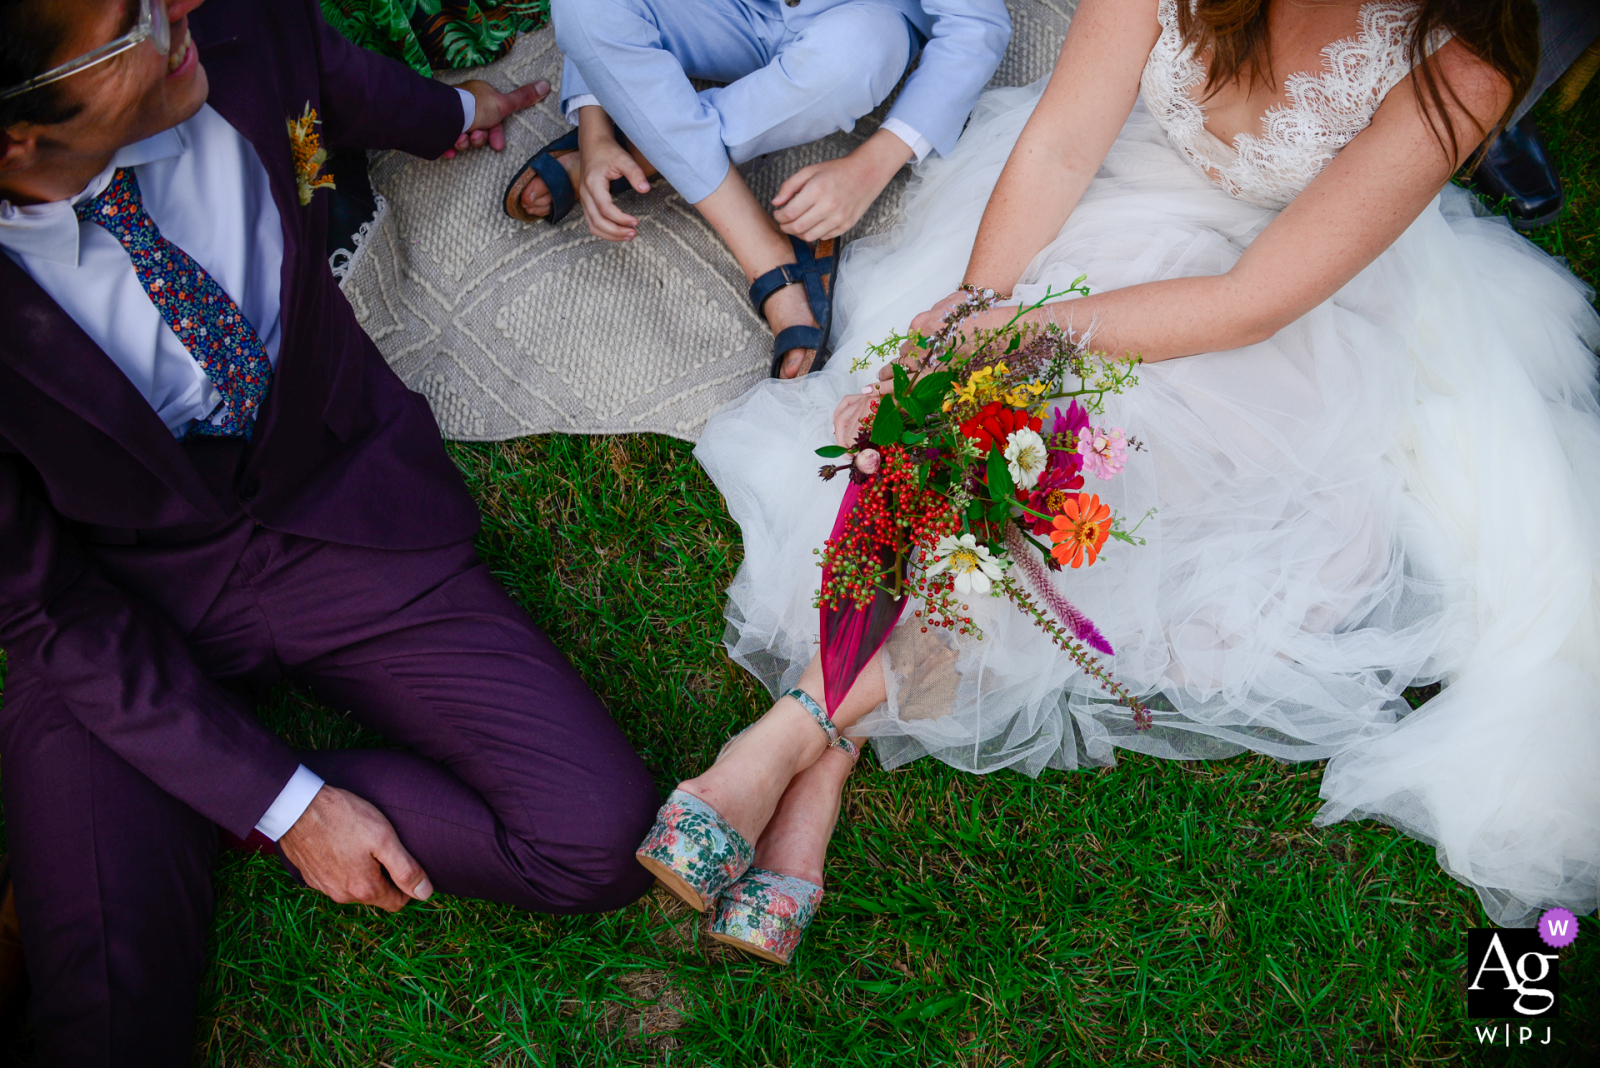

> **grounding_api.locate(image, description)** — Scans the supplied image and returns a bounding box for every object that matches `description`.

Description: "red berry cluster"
[818,444,960,611]
[909,569,981,638]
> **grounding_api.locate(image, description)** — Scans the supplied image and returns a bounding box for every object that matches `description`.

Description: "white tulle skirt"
[694,86,1600,926]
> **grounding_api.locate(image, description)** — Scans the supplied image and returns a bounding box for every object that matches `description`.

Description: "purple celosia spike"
[1007,529,1115,656]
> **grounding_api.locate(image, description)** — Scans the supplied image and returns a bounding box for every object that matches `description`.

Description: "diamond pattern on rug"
[339,1,1073,442]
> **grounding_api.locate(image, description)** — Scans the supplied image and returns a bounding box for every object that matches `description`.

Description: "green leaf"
[986,447,1015,500]
[965,500,983,531]
[891,363,912,397]
[815,445,849,458]
[899,392,927,421]
[870,400,904,446]
[911,371,954,404]
[900,431,927,445]
[849,979,909,995]
[1006,333,1021,353]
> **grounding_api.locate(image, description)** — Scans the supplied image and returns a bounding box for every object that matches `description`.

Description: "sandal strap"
[748,261,806,315]
[834,736,860,759]
[531,153,579,224]
[784,688,838,746]
[504,129,581,225]
[799,240,836,329]
[769,325,823,377]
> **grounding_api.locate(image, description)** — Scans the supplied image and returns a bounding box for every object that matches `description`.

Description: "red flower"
[961,401,1042,453]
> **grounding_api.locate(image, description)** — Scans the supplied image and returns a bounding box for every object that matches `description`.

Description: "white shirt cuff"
[881,118,932,163]
[254,764,325,841]
[565,94,601,126]
[456,87,476,135]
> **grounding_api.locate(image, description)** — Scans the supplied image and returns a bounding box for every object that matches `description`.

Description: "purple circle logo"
[1537,907,1579,950]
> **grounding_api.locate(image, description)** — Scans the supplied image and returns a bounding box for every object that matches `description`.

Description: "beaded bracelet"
[959,281,1011,300]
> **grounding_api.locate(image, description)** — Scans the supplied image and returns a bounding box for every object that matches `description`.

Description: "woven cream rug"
[338,0,1075,442]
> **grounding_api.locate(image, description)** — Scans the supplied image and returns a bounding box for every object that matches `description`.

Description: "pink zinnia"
[1077,427,1128,481]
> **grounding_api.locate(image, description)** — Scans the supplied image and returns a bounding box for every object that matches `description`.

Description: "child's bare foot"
[763,282,822,379]
[507,147,581,221]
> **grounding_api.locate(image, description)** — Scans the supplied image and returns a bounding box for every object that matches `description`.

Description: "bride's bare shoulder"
[1430,36,1515,123]
[1380,35,1514,161]
[1064,0,1164,43]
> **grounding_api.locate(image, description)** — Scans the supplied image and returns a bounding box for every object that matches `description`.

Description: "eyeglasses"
[1,0,172,102]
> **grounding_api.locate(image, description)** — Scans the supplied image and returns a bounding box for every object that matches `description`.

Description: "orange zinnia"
[1049,493,1112,569]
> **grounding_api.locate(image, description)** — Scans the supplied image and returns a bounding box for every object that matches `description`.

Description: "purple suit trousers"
[0,524,659,1065]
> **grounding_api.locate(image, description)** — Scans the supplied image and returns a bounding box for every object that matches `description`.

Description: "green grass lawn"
[5,80,1599,1068]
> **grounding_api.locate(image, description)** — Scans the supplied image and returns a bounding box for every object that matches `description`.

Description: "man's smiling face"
[35,0,212,157]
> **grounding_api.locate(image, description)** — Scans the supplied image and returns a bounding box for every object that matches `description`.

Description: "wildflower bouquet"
[813,284,1152,726]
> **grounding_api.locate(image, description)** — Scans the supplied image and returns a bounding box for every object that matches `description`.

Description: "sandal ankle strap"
[748,261,806,315]
[784,688,838,746]
[834,735,860,759]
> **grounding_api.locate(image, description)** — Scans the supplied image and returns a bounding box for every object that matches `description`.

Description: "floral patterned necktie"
[76,167,272,439]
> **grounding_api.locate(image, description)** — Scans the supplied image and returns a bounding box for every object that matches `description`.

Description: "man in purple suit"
[0,0,661,1061]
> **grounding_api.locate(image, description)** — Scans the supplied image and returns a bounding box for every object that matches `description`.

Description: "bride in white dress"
[632,0,1599,954]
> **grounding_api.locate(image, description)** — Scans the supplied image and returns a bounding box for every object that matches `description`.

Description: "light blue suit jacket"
[878,0,1013,156]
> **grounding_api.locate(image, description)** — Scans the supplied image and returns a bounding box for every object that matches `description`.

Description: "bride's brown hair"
[1175,0,1540,165]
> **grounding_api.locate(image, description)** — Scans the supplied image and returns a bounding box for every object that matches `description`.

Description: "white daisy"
[924,533,1007,596]
[1003,427,1049,489]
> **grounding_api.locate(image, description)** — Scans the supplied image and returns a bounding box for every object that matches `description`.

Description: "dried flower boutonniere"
[287,103,336,207]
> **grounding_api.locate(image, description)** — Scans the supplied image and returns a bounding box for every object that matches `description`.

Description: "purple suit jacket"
[0,0,481,837]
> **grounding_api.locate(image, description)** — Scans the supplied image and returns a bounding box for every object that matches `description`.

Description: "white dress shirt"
[0,90,476,840]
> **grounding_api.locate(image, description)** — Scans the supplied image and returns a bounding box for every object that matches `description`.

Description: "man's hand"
[773,128,914,242]
[576,106,652,241]
[278,785,433,912]
[442,79,551,158]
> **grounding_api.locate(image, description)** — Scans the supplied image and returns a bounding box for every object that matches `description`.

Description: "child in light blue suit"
[504,0,1011,379]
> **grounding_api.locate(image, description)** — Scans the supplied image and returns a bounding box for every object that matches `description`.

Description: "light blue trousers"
[553,0,916,203]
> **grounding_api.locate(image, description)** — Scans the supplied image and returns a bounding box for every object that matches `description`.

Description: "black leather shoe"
[1466,116,1565,230]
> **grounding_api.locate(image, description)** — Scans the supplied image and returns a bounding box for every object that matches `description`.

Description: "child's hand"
[575,106,652,241]
[773,128,914,242]
[443,79,549,158]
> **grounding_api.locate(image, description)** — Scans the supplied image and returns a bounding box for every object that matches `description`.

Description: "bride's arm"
[970,38,1512,364]
[961,0,1161,293]
[831,0,1157,446]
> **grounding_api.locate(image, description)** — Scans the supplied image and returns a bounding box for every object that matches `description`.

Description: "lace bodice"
[1140,0,1449,209]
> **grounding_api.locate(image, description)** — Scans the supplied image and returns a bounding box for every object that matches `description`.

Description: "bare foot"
[763,280,820,379]
[506,148,581,221]
[676,692,834,846]
[748,740,860,886]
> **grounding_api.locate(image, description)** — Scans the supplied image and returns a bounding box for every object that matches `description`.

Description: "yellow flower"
[952,363,1008,409]
[1003,379,1050,410]
[287,103,335,207]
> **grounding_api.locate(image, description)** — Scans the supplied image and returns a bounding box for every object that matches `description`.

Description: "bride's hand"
[831,288,1001,446]
[832,376,896,448]
[906,291,970,342]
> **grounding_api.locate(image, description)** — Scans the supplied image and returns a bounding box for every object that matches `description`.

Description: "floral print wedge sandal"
[708,868,826,965]
[707,734,859,965]
[634,789,754,912]
[635,688,844,912]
